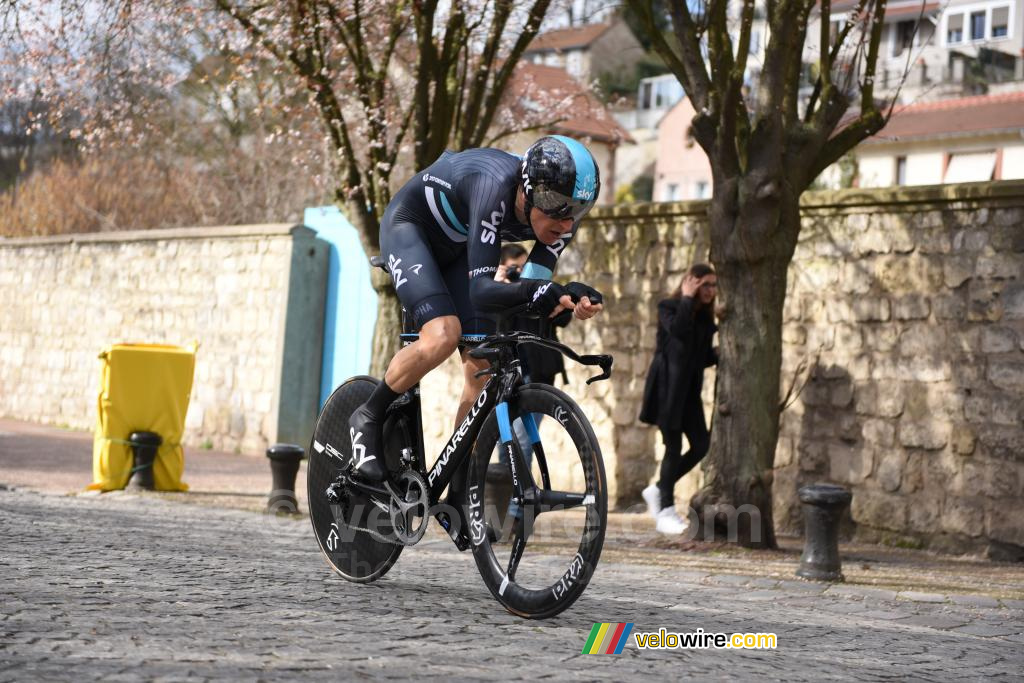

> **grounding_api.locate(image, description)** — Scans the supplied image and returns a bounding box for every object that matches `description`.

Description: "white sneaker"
[642,484,661,520]
[655,506,689,535]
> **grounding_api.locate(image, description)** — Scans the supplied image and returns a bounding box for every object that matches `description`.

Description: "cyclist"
[349,135,605,482]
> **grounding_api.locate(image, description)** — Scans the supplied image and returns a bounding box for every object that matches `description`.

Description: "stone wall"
[420,181,1024,557]
[777,182,1024,558]
[3,183,1021,556]
[0,225,327,455]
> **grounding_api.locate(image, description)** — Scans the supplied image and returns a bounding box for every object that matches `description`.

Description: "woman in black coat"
[639,263,718,534]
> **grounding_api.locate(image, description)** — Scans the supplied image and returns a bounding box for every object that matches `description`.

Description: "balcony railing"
[877,49,1024,93]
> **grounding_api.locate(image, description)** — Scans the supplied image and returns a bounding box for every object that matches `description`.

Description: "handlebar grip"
[468,346,500,361]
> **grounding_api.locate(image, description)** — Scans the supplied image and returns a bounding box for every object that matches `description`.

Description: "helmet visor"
[532,185,596,223]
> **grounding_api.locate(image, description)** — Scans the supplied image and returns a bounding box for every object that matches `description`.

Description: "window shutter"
[992,6,1009,29]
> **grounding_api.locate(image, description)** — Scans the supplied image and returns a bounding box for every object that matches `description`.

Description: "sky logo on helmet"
[549,134,597,202]
[575,173,596,200]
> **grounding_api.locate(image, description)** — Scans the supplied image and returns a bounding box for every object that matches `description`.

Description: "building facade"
[523,20,646,85]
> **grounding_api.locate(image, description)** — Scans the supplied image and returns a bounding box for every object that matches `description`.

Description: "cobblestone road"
[1,488,1022,681]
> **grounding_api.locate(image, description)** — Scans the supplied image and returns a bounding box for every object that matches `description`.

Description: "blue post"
[303,206,378,408]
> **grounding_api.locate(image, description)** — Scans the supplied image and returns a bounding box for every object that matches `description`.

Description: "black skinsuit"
[380,148,576,332]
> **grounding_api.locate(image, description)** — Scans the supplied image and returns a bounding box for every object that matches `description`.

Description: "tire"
[307,376,405,583]
[467,383,607,618]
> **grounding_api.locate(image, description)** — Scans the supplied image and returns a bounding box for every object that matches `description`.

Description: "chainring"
[389,469,430,546]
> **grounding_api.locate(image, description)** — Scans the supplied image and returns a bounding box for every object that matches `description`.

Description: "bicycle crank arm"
[537,489,592,510]
[331,472,391,498]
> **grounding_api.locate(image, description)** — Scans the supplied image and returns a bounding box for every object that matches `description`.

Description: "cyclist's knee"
[419,316,461,361]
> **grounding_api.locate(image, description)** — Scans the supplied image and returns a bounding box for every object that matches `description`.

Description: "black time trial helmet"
[521,135,601,223]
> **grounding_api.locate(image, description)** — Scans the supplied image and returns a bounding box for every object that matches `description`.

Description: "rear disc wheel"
[308,376,405,583]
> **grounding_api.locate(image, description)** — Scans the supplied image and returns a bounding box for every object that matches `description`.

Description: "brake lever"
[581,354,613,384]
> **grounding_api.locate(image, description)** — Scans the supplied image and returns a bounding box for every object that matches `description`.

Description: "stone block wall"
[0,225,327,455]
[420,182,1024,556]
[2,182,1021,555]
[775,182,1024,557]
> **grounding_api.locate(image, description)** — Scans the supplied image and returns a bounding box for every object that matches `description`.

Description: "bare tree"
[2,0,565,373]
[627,0,893,547]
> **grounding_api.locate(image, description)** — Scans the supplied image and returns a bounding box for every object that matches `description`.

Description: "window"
[830,19,846,46]
[896,156,907,186]
[695,181,710,199]
[750,30,761,54]
[665,183,680,201]
[640,82,652,109]
[893,20,916,56]
[566,51,583,78]
[992,6,1009,37]
[970,11,986,40]
[944,151,997,183]
[654,79,683,108]
[944,5,1011,44]
[947,13,963,43]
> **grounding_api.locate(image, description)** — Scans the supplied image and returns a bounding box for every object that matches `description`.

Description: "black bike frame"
[396,332,519,504]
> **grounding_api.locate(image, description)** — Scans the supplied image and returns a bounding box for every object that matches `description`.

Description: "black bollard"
[127,431,162,490]
[267,444,305,514]
[796,484,853,582]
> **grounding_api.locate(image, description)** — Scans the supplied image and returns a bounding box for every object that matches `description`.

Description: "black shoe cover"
[348,405,387,482]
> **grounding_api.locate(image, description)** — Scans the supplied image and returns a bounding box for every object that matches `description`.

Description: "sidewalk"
[2,417,1022,604]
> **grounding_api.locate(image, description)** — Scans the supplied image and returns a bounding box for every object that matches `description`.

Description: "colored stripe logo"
[582,622,634,654]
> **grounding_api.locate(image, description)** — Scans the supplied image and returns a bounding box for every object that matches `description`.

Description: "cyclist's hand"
[551,294,575,319]
[528,280,569,317]
[565,281,603,305]
[565,282,604,321]
[574,296,603,320]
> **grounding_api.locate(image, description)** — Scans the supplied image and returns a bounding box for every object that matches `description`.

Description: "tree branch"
[860,0,887,110]
[468,0,551,148]
[803,0,868,123]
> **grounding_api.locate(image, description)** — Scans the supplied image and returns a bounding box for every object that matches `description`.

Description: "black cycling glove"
[565,281,604,306]
[550,308,574,328]
[528,280,568,316]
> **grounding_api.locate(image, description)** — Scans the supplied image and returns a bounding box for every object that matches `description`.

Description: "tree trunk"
[342,198,401,379]
[691,191,800,549]
[369,271,401,378]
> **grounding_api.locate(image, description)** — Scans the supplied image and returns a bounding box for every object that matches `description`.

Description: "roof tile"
[526,23,613,52]
[867,91,1024,142]
[506,63,634,144]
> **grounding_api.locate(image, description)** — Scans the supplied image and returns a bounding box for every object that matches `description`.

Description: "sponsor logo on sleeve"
[468,266,497,278]
[479,201,506,245]
[422,173,453,190]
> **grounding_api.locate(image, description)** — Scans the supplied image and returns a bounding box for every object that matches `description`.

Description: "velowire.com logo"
[583,624,778,654]
[582,623,634,655]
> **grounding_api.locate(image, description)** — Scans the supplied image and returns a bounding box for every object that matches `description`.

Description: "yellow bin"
[88,343,196,492]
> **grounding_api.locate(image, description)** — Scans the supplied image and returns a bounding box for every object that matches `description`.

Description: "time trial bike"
[307,257,613,619]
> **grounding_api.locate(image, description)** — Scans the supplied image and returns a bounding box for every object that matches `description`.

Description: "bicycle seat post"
[370,255,416,335]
